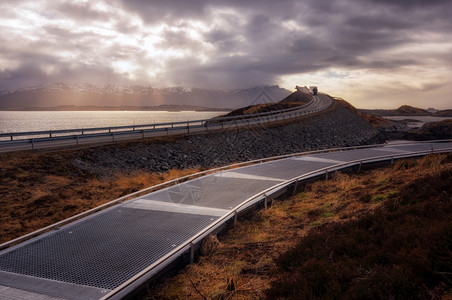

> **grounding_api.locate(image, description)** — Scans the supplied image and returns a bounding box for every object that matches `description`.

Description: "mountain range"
[359,105,452,117]
[0,83,292,110]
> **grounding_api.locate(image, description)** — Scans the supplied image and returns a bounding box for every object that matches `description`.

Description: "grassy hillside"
[335,98,391,128]
[360,105,431,116]
[434,109,452,117]
[0,150,201,243]
[210,89,313,119]
[146,154,451,299]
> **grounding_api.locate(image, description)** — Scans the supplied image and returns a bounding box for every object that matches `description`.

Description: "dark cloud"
[419,81,449,91]
[204,28,241,50]
[158,28,203,50]
[0,0,451,110]
[119,0,210,24]
[0,60,125,91]
[55,2,111,22]
[119,0,298,24]
[368,0,451,8]
[345,15,414,31]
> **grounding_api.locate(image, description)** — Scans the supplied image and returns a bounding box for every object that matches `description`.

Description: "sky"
[0,0,451,109]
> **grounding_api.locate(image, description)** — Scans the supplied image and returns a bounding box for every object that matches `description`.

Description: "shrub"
[266,167,452,299]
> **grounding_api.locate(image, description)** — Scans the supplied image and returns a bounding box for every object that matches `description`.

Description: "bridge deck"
[0,142,450,299]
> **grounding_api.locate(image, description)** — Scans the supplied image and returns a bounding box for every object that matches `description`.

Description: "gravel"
[71,101,382,179]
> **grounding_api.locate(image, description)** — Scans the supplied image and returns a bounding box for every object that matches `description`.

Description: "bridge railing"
[0,140,450,298]
[0,96,333,151]
[103,142,452,299]
[0,100,316,141]
[2,139,449,252]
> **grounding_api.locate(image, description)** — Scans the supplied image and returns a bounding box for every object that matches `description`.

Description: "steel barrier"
[103,143,452,299]
[0,95,333,152]
[2,139,450,252]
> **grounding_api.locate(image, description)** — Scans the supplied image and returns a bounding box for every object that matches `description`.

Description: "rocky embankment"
[72,100,382,179]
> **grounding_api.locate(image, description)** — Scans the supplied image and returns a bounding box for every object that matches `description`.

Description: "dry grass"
[0,150,200,243]
[335,98,389,127]
[144,154,451,299]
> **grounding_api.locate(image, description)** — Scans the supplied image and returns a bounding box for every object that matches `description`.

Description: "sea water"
[0,111,225,134]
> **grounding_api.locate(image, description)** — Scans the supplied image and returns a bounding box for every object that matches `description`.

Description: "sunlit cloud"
[0,0,451,108]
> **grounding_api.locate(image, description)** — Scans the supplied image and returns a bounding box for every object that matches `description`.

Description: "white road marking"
[214,171,285,182]
[124,199,229,217]
[373,147,412,154]
[292,156,345,164]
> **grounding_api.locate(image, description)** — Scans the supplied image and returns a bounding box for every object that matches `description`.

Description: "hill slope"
[360,105,431,116]
[147,154,452,299]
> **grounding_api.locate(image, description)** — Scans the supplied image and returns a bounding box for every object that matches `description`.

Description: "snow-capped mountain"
[0,83,292,110]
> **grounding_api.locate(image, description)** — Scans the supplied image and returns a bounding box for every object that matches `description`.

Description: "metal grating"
[231,158,339,180]
[309,148,396,163]
[0,208,218,290]
[391,143,443,152]
[0,283,67,300]
[139,176,283,210]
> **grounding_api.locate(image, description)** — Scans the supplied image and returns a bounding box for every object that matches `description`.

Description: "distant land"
[0,82,291,110]
[1,104,231,112]
[359,105,452,117]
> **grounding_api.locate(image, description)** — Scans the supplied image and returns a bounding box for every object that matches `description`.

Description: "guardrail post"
[31,138,34,150]
[293,180,299,195]
[142,130,145,139]
[358,161,362,173]
[50,131,52,138]
[391,156,394,165]
[166,128,169,136]
[76,135,79,145]
[190,242,195,264]
[234,210,238,226]
[325,169,328,180]
[112,133,115,141]
[187,122,190,134]
[264,194,268,210]
[10,135,13,141]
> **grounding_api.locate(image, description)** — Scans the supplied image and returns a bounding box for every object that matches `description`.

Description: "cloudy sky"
[0,0,451,108]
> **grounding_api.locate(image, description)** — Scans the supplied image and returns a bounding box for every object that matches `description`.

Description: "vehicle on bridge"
[309,86,318,95]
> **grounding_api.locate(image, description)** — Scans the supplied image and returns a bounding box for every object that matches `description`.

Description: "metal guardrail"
[0,140,450,298]
[103,143,452,299]
[0,96,333,151]
[0,140,372,251]
[0,101,313,141]
[1,139,451,252]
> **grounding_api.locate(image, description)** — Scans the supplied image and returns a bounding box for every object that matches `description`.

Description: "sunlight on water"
[0,111,224,133]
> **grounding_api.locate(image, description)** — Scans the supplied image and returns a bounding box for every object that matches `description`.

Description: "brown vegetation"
[211,89,313,120]
[145,154,451,299]
[335,98,390,128]
[433,109,452,117]
[279,90,313,104]
[213,102,303,120]
[0,150,200,243]
[360,105,432,117]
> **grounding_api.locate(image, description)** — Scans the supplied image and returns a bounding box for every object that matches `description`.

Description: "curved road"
[0,141,450,299]
[0,95,332,153]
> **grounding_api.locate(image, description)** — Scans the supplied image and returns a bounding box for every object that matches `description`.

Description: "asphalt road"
[0,95,332,153]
